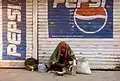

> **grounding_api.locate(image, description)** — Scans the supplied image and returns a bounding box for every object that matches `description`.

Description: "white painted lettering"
[7,44,21,57]
[77,0,89,8]
[53,0,106,8]
[89,0,101,7]
[7,3,22,57]
[7,4,21,21]
[65,0,77,8]
[7,21,21,33]
[7,4,21,9]
[101,0,106,7]
[7,32,21,45]
[53,0,65,8]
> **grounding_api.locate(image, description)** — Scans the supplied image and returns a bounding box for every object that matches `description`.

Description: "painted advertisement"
[2,0,26,60]
[48,0,113,38]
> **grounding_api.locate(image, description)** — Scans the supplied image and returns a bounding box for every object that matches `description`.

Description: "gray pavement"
[0,69,120,81]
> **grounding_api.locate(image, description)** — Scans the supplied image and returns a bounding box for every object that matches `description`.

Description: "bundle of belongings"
[24,57,38,71]
[76,57,91,75]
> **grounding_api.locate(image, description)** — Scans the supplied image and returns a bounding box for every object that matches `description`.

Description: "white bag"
[76,57,91,74]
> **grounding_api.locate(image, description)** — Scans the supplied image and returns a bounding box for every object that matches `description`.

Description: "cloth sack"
[76,57,91,74]
[24,57,38,71]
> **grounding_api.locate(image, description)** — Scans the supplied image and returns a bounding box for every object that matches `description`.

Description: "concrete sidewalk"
[0,69,120,81]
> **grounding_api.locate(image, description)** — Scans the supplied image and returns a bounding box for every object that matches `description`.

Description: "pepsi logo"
[74,3,107,34]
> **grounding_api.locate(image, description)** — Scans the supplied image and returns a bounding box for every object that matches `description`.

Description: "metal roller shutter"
[38,0,120,69]
[0,0,33,68]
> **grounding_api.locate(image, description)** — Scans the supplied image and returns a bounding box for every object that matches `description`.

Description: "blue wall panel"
[48,0,113,38]
[2,0,26,60]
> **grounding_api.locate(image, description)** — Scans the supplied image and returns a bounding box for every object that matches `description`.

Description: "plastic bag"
[76,57,91,74]
[38,63,47,73]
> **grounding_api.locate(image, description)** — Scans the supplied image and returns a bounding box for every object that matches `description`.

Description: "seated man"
[48,41,76,72]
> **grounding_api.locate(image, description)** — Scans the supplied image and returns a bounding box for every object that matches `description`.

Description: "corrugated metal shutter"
[0,0,33,68]
[38,0,120,69]
[26,0,33,59]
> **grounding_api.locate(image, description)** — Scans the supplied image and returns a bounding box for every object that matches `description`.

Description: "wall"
[0,0,33,68]
[38,0,120,69]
